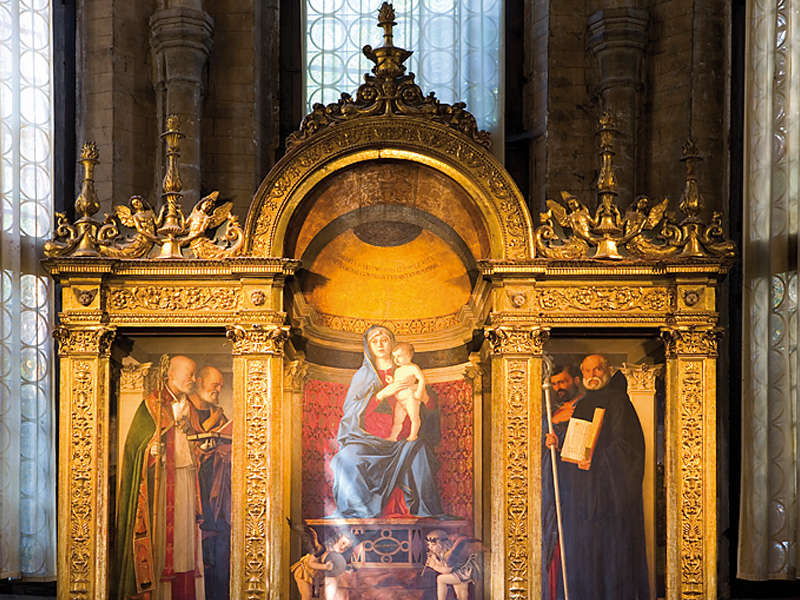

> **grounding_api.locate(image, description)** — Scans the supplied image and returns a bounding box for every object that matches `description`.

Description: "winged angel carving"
[536,192,673,260]
[183,192,244,259]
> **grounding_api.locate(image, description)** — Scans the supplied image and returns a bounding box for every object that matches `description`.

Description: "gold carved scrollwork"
[53,326,116,356]
[242,358,270,597]
[69,359,95,593]
[485,325,548,355]
[678,360,705,593]
[227,322,290,356]
[107,286,241,312]
[315,311,461,335]
[506,359,529,599]
[536,286,672,313]
[661,326,721,357]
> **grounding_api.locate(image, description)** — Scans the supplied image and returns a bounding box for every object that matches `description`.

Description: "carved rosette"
[505,359,530,599]
[53,326,116,356]
[661,326,721,357]
[485,325,548,355]
[226,322,290,356]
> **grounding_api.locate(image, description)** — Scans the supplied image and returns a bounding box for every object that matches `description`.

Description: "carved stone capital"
[620,363,664,392]
[119,362,153,392]
[485,325,548,355]
[53,326,116,356]
[284,353,310,392]
[226,321,290,356]
[464,352,487,381]
[661,326,721,357]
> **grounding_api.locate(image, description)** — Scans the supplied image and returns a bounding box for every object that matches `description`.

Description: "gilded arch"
[244,119,533,261]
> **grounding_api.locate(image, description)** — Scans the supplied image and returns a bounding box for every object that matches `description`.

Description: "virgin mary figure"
[330,325,445,518]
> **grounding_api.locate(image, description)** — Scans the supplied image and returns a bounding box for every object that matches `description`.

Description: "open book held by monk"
[561,407,605,466]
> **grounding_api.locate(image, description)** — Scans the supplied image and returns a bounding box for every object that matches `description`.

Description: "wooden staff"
[543,358,569,600]
[150,354,170,573]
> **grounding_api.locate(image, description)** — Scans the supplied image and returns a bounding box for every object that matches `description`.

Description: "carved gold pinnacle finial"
[363,2,412,82]
[75,142,100,219]
[157,114,187,258]
[679,137,703,223]
[377,2,396,48]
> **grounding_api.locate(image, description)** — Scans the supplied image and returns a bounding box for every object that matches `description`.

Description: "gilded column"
[661,326,719,600]
[54,325,116,600]
[485,325,548,600]
[227,318,290,600]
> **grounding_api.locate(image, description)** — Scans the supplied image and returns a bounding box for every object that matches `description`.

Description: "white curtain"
[0,0,56,579]
[740,0,800,580]
[304,0,503,138]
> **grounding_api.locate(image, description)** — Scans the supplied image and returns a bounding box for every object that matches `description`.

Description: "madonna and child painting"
[297,324,483,600]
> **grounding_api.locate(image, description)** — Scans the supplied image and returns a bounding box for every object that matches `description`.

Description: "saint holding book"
[544,354,649,600]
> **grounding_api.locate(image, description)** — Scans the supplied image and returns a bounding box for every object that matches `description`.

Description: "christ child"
[387,342,426,442]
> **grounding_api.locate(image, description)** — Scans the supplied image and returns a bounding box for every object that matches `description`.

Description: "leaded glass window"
[305,0,503,135]
[0,0,56,579]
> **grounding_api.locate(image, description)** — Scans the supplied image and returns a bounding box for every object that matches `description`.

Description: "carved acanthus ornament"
[53,326,116,356]
[107,286,240,312]
[661,326,721,357]
[227,321,290,356]
[286,3,489,152]
[535,116,736,261]
[44,117,244,260]
[536,286,672,312]
[485,325,548,355]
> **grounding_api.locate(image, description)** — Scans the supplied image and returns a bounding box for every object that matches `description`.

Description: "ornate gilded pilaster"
[53,325,115,600]
[661,326,719,600]
[464,352,488,543]
[226,319,290,600]
[486,324,548,600]
[284,350,310,534]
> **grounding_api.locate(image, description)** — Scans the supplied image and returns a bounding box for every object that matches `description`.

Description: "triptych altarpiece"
[45,5,734,600]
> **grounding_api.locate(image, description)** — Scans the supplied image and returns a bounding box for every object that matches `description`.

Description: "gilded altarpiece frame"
[45,6,732,600]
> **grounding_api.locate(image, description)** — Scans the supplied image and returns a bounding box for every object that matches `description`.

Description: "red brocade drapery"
[301,378,474,520]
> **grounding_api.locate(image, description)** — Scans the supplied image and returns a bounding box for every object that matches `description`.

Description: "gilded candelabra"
[534,114,735,261]
[44,116,244,260]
